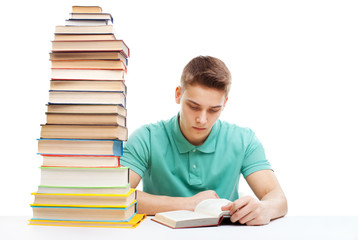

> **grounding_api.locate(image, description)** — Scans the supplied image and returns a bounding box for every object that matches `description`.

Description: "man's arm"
[222,169,287,225]
[129,170,219,215]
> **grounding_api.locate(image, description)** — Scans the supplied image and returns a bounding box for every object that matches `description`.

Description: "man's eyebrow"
[187,99,222,108]
[187,99,200,106]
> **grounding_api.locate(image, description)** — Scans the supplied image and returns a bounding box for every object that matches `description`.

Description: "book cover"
[39,166,129,187]
[28,213,146,228]
[31,189,137,207]
[38,138,123,156]
[31,202,137,222]
[40,124,128,140]
[48,90,126,106]
[152,199,231,228]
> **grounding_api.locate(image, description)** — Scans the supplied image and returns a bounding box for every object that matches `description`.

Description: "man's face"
[175,84,228,146]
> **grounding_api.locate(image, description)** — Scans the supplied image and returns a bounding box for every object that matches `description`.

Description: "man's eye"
[209,109,219,113]
[189,105,200,110]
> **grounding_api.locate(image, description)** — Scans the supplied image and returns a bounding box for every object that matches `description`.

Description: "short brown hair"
[180,56,232,96]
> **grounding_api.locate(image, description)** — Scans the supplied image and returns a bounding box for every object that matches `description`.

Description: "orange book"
[51,60,126,70]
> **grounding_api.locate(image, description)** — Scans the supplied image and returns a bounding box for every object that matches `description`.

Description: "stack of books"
[29,6,146,228]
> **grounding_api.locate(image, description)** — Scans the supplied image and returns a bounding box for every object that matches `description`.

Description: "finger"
[221,203,233,211]
[235,209,257,225]
[230,204,252,223]
[229,197,251,215]
[206,190,219,199]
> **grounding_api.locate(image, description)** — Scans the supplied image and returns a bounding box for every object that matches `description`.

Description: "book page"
[154,210,220,228]
[158,210,215,221]
[194,199,232,218]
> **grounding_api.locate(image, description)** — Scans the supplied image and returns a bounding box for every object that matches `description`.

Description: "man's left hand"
[221,196,271,226]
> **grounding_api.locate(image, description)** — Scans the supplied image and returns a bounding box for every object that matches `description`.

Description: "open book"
[152,199,232,228]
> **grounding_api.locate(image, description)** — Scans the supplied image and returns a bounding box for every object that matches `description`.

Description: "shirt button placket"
[188,148,201,185]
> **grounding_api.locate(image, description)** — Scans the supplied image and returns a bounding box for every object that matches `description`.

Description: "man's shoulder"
[219,120,255,137]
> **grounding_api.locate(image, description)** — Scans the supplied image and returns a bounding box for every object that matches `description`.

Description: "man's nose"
[196,111,207,125]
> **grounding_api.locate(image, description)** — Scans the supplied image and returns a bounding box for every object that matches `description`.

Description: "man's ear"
[175,86,182,104]
[222,97,229,110]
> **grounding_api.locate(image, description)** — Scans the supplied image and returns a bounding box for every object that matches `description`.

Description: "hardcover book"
[48,90,126,105]
[51,60,126,70]
[152,199,232,228]
[37,184,131,195]
[51,68,126,80]
[46,104,127,116]
[31,202,136,221]
[49,80,126,92]
[38,139,123,156]
[28,213,146,228]
[52,40,130,58]
[32,188,137,207]
[45,112,126,126]
[39,166,129,187]
[41,155,120,167]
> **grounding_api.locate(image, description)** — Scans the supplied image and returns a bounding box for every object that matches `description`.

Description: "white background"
[0,0,357,216]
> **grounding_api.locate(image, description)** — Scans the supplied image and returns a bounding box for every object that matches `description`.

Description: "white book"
[152,199,232,228]
[40,167,129,188]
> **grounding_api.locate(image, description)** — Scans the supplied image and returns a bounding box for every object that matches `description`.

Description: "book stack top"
[30,6,145,228]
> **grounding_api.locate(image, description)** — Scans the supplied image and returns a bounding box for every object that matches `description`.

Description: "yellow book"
[30,202,136,221]
[28,213,146,228]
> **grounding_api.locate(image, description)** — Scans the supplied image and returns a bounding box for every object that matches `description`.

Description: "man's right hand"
[187,190,220,211]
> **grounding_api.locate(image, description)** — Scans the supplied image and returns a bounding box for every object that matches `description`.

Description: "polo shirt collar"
[173,113,220,154]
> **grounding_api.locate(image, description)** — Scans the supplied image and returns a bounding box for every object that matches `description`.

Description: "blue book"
[38,138,123,156]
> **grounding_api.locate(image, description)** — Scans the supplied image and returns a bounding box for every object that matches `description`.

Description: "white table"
[1,216,357,240]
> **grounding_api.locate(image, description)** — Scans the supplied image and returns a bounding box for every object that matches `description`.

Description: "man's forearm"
[261,187,288,221]
[135,189,220,215]
[136,190,191,215]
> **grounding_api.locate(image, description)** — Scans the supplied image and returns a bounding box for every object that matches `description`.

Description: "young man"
[121,56,287,225]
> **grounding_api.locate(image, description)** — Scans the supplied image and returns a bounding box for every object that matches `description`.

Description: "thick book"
[51,68,126,80]
[31,188,136,207]
[38,139,123,156]
[69,13,113,21]
[45,112,126,126]
[37,184,130,195]
[49,51,127,63]
[31,202,136,221]
[28,213,146,228]
[48,91,126,105]
[50,80,126,92]
[40,124,128,140]
[52,40,130,58]
[54,34,116,41]
[72,6,102,13]
[41,155,120,167]
[46,104,127,116]
[51,60,126,70]
[39,166,129,187]
[152,199,231,228]
[65,19,111,26]
[55,25,114,34]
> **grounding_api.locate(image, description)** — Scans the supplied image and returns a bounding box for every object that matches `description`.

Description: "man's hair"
[180,56,232,96]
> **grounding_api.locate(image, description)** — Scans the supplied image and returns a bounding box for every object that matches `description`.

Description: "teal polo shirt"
[121,114,272,201]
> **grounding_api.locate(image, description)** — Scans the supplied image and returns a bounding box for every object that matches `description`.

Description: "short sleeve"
[241,131,272,178]
[120,125,151,177]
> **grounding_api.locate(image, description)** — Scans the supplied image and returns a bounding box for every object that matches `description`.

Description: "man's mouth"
[193,127,206,131]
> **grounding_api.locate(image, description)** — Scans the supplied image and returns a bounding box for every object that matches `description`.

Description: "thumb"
[221,202,233,211]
